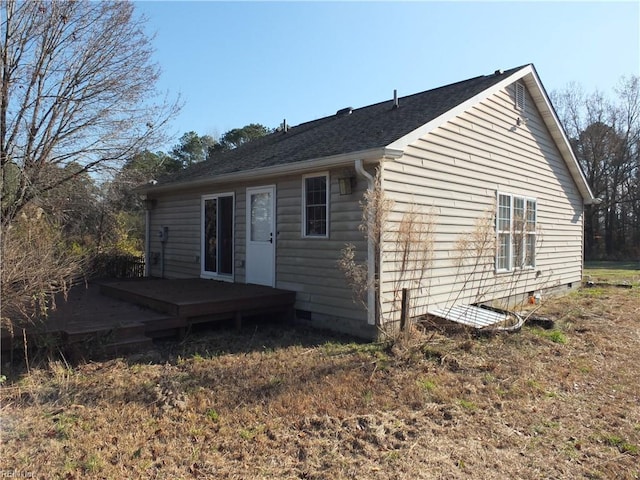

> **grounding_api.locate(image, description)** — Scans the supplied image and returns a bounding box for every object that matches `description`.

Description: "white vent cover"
[515,82,526,112]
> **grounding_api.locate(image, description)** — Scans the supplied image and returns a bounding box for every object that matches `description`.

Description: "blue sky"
[135,1,640,148]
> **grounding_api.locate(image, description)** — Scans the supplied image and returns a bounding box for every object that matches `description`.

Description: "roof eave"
[138,146,403,196]
[521,66,596,204]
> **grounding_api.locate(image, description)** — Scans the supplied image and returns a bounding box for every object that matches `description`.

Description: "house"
[139,64,595,339]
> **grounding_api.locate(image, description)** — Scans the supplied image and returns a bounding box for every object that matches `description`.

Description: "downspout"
[355,159,376,326]
[161,240,165,279]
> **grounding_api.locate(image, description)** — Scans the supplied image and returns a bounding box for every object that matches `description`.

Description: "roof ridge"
[286,65,529,129]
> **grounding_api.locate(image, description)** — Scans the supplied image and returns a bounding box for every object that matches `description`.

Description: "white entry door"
[246,186,276,286]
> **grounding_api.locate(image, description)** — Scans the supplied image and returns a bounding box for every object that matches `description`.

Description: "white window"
[302,173,329,238]
[515,82,526,112]
[496,192,536,271]
[497,193,512,271]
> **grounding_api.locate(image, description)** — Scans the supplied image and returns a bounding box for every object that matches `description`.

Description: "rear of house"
[141,64,594,339]
[145,165,377,338]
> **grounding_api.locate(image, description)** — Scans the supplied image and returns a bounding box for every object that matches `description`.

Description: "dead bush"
[1,205,86,335]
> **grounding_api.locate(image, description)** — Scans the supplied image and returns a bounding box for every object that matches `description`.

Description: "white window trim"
[496,192,512,273]
[302,172,330,238]
[524,198,537,269]
[496,192,537,273]
[201,192,235,281]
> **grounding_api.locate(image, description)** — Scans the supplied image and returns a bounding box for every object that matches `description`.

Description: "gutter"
[139,147,403,196]
[355,159,377,326]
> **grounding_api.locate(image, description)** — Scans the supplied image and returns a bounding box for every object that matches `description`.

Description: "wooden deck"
[99,278,296,334]
[2,278,296,358]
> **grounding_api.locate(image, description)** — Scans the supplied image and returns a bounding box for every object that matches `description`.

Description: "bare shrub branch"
[338,168,437,336]
[359,167,392,252]
[1,0,180,226]
[336,243,368,309]
[389,204,436,318]
[449,207,496,306]
[1,205,85,333]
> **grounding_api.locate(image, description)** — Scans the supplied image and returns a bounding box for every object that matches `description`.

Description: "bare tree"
[0,0,179,330]
[0,0,179,226]
[552,76,640,259]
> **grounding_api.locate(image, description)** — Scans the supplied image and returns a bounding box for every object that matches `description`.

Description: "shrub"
[1,206,86,333]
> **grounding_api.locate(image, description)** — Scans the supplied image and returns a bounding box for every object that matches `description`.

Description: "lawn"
[585,261,640,286]
[0,265,638,479]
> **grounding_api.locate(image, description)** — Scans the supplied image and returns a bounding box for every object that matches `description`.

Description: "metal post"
[400,288,410,332]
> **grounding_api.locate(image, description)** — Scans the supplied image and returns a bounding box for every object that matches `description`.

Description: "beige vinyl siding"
[379,82,584,325]
[148,194,201,278]
[148,185,248,280]
[233,189,246,282]
[276,170,369,333]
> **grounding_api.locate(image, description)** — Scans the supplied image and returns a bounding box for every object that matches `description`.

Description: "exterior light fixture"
[338,176,354,195]
[143,198,157,210]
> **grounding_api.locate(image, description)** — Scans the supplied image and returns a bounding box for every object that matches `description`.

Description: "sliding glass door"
[202,193,234,278]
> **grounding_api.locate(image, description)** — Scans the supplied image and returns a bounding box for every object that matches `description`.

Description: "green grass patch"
[81,453,104,474]
[205,409,220,422]
[526,379,544,392]
[584,261,640,286]
[362,389,374,405]
[579,287,609,298]
[322,341,390,357]
[603,435,639,455]
[458,399,477,411]
[530,328,567,344]
[417,378,437,392]
[239,424,265,441]
[547,330,568,344]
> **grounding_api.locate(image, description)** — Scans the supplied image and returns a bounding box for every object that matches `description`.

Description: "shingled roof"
[149,65,530,189]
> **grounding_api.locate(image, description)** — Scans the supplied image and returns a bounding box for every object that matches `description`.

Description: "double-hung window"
[496,192,536,271]
[303,173,329,237]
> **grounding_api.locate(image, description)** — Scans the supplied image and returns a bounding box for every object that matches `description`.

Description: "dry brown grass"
[1,279,639,479]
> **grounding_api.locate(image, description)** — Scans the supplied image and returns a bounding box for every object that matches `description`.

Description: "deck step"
[102,335,154,356]
[142,316,187,338]
[99,282,178,315]
[64,322,148,345]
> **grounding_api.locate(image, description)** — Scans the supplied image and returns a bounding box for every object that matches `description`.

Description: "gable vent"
[515,82,526,111]
[336,107,353,116]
